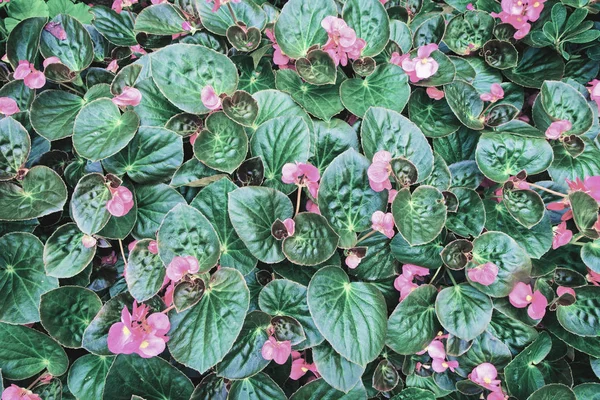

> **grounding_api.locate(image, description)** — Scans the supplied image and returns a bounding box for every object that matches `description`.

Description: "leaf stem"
[162,304,176,314]
[527,182,568,198]
[430,266,442,283]
[445,267,458,286]
[295,186,302,216]
[226,3,238,23]
[27,372,47,390]
[356,229,377,244]
[118,239,128,269]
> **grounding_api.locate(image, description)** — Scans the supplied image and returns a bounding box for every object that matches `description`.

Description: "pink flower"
[2,385,41,400]
[0,97,19,116]
[321,16,365,67]
[390,52,410,67]
[261,336,291,364]
[426,87,445,100]
[371,211,395,239]
[290,356,318,380]
[107,59,119,73]
[401,44,439,83]
[557,286,576,299]
[587,79,600,112]
[166,255,199,282]
[283,218,295,236]
[432,359,459,373]
[281,162,320,186]
[552,221,573,250]
[468,262,498,286]
[151,0,168,3]
[488,392,509,400]
[201,85,222,111]
[130,45,147,59]
[163,281,175,306]
[587,269,600,286]
[189,133,198,146]
[509,282,548,319]
[148,240,158,255]
[394,274,418,301]
[388,189,398,203]
[345,252,362,269]
[469,363,501,392]
[480,83,504,102]
[112,0,138,13]
[81,235,97,248]
[265,29,291,67]
[545,120,572,140]
[44,22,67,40]
[112,86,142,107]
[402,264,430,280]
[368,150,392,192]
[466,3,475,9]
[107,302,170,358]
[13,60,46,89]
[128,240,139,252]
[491,0,545,39]
[182,21,192,31]
[306,199,321,214]
[208,0,241,13]
[106,185,134,217]
[426,339,446,359]
[566,176,600,203]
[101,251,117,266]
[42,57,61,69]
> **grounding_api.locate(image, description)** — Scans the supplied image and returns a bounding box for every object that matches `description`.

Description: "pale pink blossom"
[112,0,138,14]
[306,199,321,214]
[402,264,430,280]
[468,262,498,286]
[189,133,198,146]
[469,363,502,392]
[491,0,545,39]
[371,211,395,239]
[390,52,410,67]
[265,29,292,67]
[151,0,168,3]
[552,221,573,249]
[13,60,45,89]
[587,79,600,112]
[112,86,142,107]
[0,97,19,116]
[1,385,41,400]
[466,3,475,9]
[107,59,119,73]
[557,286,576,299]
[42,57,61,69]
[106,185,134,217]
[545,120,572,140]
[201,85,222,111]
[128,240,139,252]
[426,87,445,100]
[130,45,147,59]
[182,21,192,31]
[345,252,362,269]
[148,240,158,255]
[208,0,241,12]
[367,150,392,192]
[566,176,600,203]
[166,255,200,282]
[401,44,439,83]
[261,336,291,364]
[480,83,504,102]
[395,263,430,301]
[587,269,600,286]
[432,359,459,373]
[487,392,509,400]
[290,354,318,380]
[388,189,398,203]
[321,16,365,67]
[281,162,320,187]
[283,218,295,237]
[82,235,97,248]
[44,22,67,40]
[509,282,547,320]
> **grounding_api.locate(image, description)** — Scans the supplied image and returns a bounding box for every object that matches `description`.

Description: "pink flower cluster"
[1,385,41,400]
[371,211,394,239]
[394,264,430,301]
[367,150,392,192]
[261,335,291,364]
[112,0,138,14]
[112,86,142,107]
[321,16,365,67]
[468,262,498,286]
[391,44,439,83]
[419,336,458,373]
[491,0,546,39]
[106,185,134,217]
[469,363,507,399]
[509,282,547,319]
[107,302,170,358]
[166,255,199,282]
[201,85,222,111]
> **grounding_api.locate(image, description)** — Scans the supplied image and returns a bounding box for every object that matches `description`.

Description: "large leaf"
[127,238,166,302]
[198,0,267,36]
[505,332,552,399]
[475,133,554,182]
[44,222,95,278]
[504,47,565,89]
[194,112,247,174]
[134,3,186,35]
[444,11,494,55]
[0,166,67,221]
[283,213,339,266]
[307,266,387,366]
[340,63,411,117]
[30,90,83,141]
[70,173,112,235]
[132,183,186,239]
[361,106,434,182]
[273,0,337,59]
[536,81,593,136]
[435,283,493,341]
[0,116,30,180]
[444,80,485,130]
[0,232,58,324]
[313,342,365,393]
[386,285,442,355]
[103,354,194,400]
[342,0,389,57]
[228,373,286,400]
[68,354,114,400]
[318,149,387,248]
[503,188,546,229]
[546,312,600,358]
[445,187,485,237]
[40,14,93,71]
[408,88,461,138]
[557,286,600,337]
[527,384,576,400]
[168,268,249,374]
[73,98,140,161]
[157,203,221,273]
[392,186,447,246]
[151,44,238,114]
[228,186,293,263]
[6,16,47,67]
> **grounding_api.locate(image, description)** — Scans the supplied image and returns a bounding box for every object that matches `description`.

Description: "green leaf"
[90,5,137,46]
[318,149,387,248]
[71,173,111,235]
[73,98,140,161]
[342,0,389,57]
[290,378,367,400]
[228,186,293,263]
[527,384,576,400]
[387,285,442,355]
[0,116,30,180]
[390,21,412,53]
[273,0,336,59]
[549,138,600,183]
[448,160,483,189]
[44,223,95,278]
[103,126,183,183]
[68,354,114,400]
[0,166,67,221]
[6,16,46,67]
[275,69,345,122]
[157,203,221,273]
[250,116,311,193]
[573,383,600,400]
[40,286,102,348]
[198,0,267,36]
[390,232,444,269]
[193,112,248,174]
[340,63,411,117]
[47,0,93,24]
[307,266,387,365]
[127,239,166,302]
[348,232,396,280]
[40,14,94,71]
[537,81,593,136]
[190,374,228,400]
[483,40,518,70]
[134,3,186,35]
[133,78,181,127]
[444,80,485,130]
[504,47,565,89]
[408,88,461,138]
[103,354,194,400]
[391,388,436,400]
[546,312,600,358]
[361,106,434,182]
[283,213,339,266]
[451,331,512,378]
[151,44,238,114]
[570,191,600,239]
[0,232,58,324]
[228,373,286,400]
[4,0,49,34]
[503,188,546,228]
[168,268,249,374]
[132,183,186,239]
[435,283,493,341]
[222,90,259,127]
[488,309,539,355]
[446,187,485,237]
[0,323,68,380]
[216,311,271,379]
[581,240,600,273]
[309,119,358,173]
[413,14,445,47]
[30,90,84,141]
[313,342,365,393]
[557,286,600,336]
[505,332,552,399]
[392,186,447,246]
[259,279,324,349]
[475,133,554,182]
[295,49,337,86]
[444,11,494,55]
[190,179,257,275]
[251,89,313,131]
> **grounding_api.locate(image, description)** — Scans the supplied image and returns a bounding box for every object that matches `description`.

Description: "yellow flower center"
[140,341,150,349]
[420,58,428,64]
[484,377,492,384]
[442,362,448,368]
[534,1,540,6]
[122,326,131,335]
[517,1,522,5]
[301,367,309,372]
[526,295,532,302]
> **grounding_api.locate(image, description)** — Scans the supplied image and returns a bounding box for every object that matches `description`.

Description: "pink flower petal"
[0,97,20,116]
[112,86,142,107]
[509,282,533,308]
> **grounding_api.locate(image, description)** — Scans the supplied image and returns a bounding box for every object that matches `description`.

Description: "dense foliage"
[1,0,600,399]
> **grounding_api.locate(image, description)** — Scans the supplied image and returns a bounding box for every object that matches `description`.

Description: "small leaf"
[271,315,306,345]
[570,191,600,239]
[44,223,95,278]
[503,187,545,228]
[296,49,337,85]
[226,25,261,52]
[222,90,259,127]
[441,239,473,270]
[71,173,111,235]
[173,278,206,313]
[372,359,399,392]
[283,213,339,266]
[392,186,447,246]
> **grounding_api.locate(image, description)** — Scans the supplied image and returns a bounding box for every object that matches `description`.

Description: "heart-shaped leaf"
[557,286,600,336]
[444,11,494,55]
[283,213,339,266]
[40,14,94,72]
[173,278,206,312]
[442,239,473,270]
[90,5,137,46]
[503,187,545,228]
[44,223,95,278]
[342,0,389,57]
[226,25,261,52]
[444,80,485,130]
[295,49,337,85]
[71,173,111,235]
[6,17,46,67]
[312,341,365,393]
[68,355,114,400]
[504,332,552,399]
[198,0,267,36]
[222,90,259,127]
[0,116,30,180]
[483,40,518,70]
[446,187,485,237]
